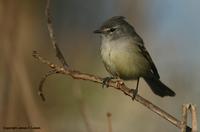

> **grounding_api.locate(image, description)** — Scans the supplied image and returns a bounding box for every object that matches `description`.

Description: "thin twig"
[32,51,192,131]
[181,104,198,132]
[181,104,189,132]
[79,100,93,132]
[107,112,113,132]
[190,105,197,132]
[45,0,69,69]
[38,69,57,101]
[73,83,94,132]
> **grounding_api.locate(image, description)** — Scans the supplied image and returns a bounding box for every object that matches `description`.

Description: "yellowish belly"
[114,49,150,79]
[101,42,150,80]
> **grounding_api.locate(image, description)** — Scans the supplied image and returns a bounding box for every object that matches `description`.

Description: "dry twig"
[45,0,69,69]
[38,69,57,101]
[181,104,190,132]
[191,105,197,132]
[181,104,198,132]
[107,113,113,132]
[32,51,192,131]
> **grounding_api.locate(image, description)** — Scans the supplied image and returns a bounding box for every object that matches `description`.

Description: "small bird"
[94,16,175,98]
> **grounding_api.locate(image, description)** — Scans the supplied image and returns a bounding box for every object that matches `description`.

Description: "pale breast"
[100,38,118,75]
[101,37,151,80]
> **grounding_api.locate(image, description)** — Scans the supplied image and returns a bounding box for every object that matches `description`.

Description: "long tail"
[143,77,176,97]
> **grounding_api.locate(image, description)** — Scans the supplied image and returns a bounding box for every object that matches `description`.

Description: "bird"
[94,16,175,98]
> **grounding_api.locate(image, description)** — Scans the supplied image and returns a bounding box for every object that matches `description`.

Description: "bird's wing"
[134,35,160,79]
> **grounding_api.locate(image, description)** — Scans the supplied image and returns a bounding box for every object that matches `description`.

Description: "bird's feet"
[102,77,115,88]
[129,88,138,101]
[130,78,140,101]
[102,76,124,89]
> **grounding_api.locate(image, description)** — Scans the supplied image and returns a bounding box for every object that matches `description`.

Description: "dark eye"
[109,28,116,32]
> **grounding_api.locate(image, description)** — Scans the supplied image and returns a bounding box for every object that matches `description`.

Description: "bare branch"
[181,104,189,132]
[38,69,57,101]
[190,105,197,132]
[79,100,94,132]
[181,104,198,132]
[32,51,192,131]
[107,112,113,132]
[45,0,69,68]
[73,83,94,132]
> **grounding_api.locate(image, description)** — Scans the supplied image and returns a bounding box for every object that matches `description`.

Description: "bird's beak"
[93,29,102,34]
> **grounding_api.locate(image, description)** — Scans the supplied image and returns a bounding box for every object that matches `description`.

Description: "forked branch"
[32,51,191,131]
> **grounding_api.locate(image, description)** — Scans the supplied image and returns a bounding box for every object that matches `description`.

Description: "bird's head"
[94,16,135,40]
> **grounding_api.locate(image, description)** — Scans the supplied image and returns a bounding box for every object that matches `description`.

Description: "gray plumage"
[94,16,175,97]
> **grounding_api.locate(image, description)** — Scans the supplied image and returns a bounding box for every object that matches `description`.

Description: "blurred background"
[0,0,199,131]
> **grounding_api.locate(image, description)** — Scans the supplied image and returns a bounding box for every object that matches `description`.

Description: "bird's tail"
[144,77,176,97]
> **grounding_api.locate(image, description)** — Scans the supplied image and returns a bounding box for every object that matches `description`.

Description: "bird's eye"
[109,28,116,32]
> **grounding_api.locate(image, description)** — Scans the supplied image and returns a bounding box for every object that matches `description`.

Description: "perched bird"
[94,16,175,98]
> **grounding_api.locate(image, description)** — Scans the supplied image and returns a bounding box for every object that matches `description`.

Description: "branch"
[191,105,197,132]
[181,104,198,132]
[45,0,69,69]
[38,69,57,101]
[32,51,191,131]
[181,104,189,132]
[107,112,113,132]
